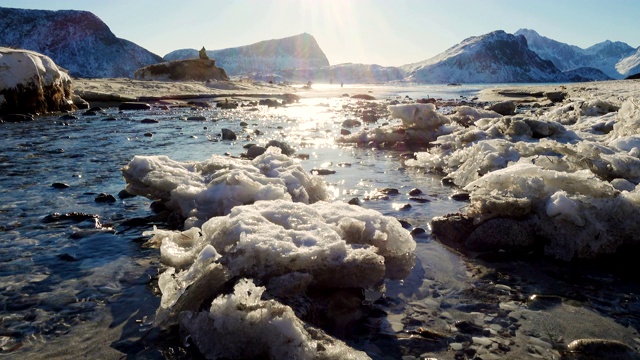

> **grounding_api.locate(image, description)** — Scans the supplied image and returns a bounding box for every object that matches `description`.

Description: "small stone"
[95,193,117,203]
[119,102,151,110]
[472,337,493,346]
[118,189,136,199]
[410,227,426,236]
[221,128,237,140]
[141,118,159,123]
[348,197,361,205]
[408,188,423,196]
[451,192,470,201]
[144,132,153,137]
[409,197,430,203]
[187,116,207,121]
[246,145,267,158]
[450,343,464,351]
[51,182,70,189]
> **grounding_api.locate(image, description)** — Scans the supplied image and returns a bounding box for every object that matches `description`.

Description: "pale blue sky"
[2,0,639,66]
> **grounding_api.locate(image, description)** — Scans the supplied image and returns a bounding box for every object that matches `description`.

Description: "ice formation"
[406,97,640,260]
[144,200,414,358]
[122,147,328,227]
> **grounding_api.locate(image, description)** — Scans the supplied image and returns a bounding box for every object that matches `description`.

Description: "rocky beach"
[1,75,640,359]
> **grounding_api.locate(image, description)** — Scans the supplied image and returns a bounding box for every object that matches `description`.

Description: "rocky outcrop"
[134,59,229,82]
[0,7,162,78]
[0,47,74,116]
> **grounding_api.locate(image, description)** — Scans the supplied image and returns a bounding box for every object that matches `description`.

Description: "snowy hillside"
[401,31,566,83]
[616,48,640,78]
[515,29,635,79]
[164,33,329,77]
[0,7,162,78]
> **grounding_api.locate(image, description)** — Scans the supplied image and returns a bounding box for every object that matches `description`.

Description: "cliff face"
[164,33,330,76]
[0,7,162,78]
[134,59,229,82]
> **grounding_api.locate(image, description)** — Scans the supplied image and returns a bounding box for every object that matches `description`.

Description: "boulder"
[545,91,567,103]
[487,100,516,116]
[134,58,229,82]
[0,47,74,115]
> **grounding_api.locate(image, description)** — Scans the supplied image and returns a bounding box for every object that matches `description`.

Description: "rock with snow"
[0,47,74,115]
[121,147,328,227]
[164,33,329,77]
[133,58,229,81]
[0,7,162,78]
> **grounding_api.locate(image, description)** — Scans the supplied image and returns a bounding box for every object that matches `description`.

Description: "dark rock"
[351,94,376,100]
[340,129,351,135]
[259,99,282,107]
[282,93,300,104]
[187,116,207,121]
[488,101,516,115]
[82,110,97,116]
[565,338,640,360]
[119,102,151,110]
[144,132,153,137]
[141,118,159,124]
[527,294,563,310]
[398,219,411,228]
[430,213,476,247]
[454,320,484,335]
[265,140,295,155]
[51,182,70,189]
[441,177,455,186]
[58,253,78,262]
[397,203,412,210]
[465,218,535,252]
[134,58,228,81]
[43,212,99,223]
[150,201,168,213]
[246,145,267,158]
[342,119,361,128]
[409,197,430,203]
[188,101,210,108]
[451,192,470,201]
[545,91,567,103]
[311,168,336,175]
[410,227,426,236]
[59,114,78,120]
[348,197,361,205]
[379,188,399,195]
[408,188,423,196]
[221,128,237,141]
[118,189,136,199]
[4,114,34,122]
[216,100,238,109]
[95,193,117,203]
[102,117,117,121]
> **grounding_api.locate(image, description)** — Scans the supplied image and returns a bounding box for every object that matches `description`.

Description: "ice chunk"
[388,103,450,130]
[546,191,585,226]
[122,148,328,224]
[180,279,370,360]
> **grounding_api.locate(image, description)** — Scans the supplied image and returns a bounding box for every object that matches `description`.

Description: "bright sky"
[3,0,639,66]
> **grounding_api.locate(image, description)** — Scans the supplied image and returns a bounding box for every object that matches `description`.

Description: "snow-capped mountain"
[0,7,162,78]
[616,48,640,78]
[515,29,636,79]
[164,33,329,77]
[400,30,602,83]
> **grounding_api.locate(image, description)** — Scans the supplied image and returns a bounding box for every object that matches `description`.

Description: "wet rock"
[59,114,78,120]
[380,188,400,195]
[348,197,361,205]
[311,168,336,175]
[73,94,90,109]
[221,128,237,141]
[564,338,640,360]
[58,253,78,262]
[430,213,476,246]
[188,101,210,108]
[351,94,376,100]
[51,182,69,189]
[95,193,117,203]
[82,110,97,116]
[527,294,563,310]
[265,140,295,155]
[408,188,423,196]
[465,218,535,252]
[141,118,159,124]
[340,129,351,135]
[118,189,136,199]
[342,119,361,128]
[187,116,207,121]
[259,98,282,107]
[409,197,430,203]
[451,192,470,201]
[488,100,516,115]
[119,102,151,110]
[410,227,426,236]
[144,132,153,137]
[455,320,485,335]
[43,212,99,223]
[216,100,238,109]
[4,114,34,122]
[246,145,266,158]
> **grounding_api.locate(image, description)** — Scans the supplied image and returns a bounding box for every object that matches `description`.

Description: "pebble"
[450,343,463,351]
[472,337,493,346]
[95,193,116,203]
[51,182,69,189]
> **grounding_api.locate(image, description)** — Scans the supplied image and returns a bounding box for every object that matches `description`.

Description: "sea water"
[1,85,639,358]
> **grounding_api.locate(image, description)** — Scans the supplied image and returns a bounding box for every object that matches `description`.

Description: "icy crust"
[403,98,640,260]
[122,147,328,226]
[145,200,414,358]
[180,279,370,360]
[338,103,455,147]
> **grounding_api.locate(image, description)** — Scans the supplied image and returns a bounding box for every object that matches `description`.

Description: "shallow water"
[1,88,639,359]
